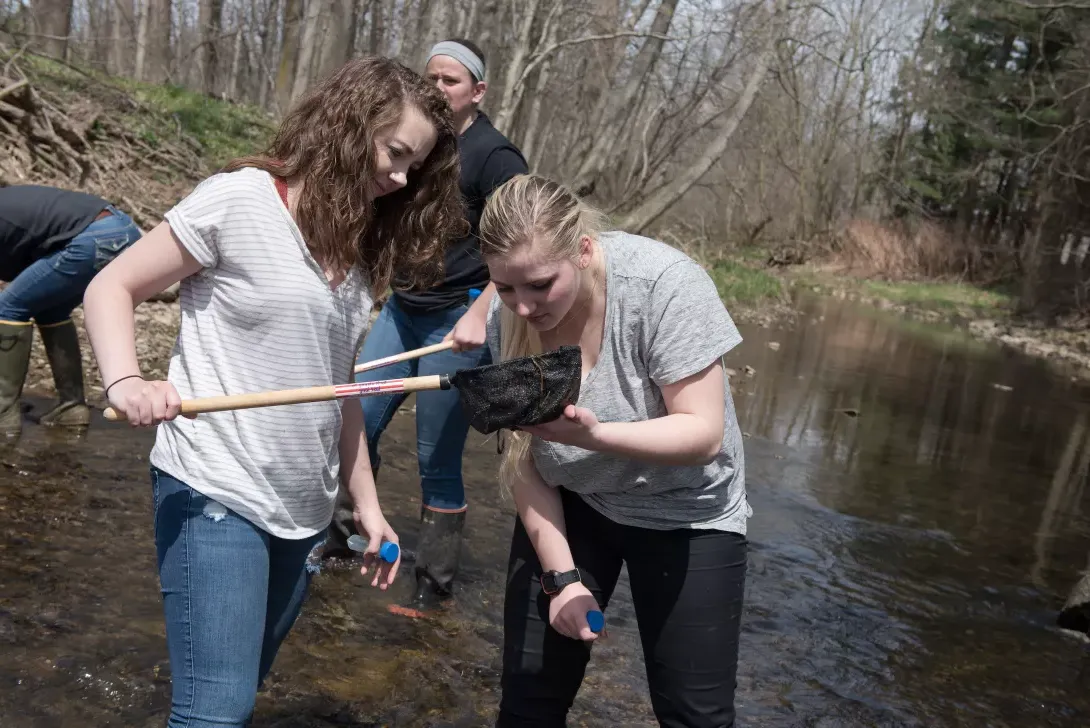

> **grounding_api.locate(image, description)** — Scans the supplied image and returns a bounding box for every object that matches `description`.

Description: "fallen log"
[1058,571,1090,634]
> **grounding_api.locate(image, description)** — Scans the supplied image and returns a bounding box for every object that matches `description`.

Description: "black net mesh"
[452,345,582,435]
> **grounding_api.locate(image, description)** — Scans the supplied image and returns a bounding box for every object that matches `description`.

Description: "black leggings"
[498,488,747,728]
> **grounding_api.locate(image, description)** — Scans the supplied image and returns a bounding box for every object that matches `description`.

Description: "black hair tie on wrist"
[105,374,144,398]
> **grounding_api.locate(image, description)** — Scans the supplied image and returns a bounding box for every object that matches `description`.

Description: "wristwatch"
[540,567,582,596]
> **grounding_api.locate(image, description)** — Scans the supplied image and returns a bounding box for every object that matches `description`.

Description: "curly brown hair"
[221,56,465,293]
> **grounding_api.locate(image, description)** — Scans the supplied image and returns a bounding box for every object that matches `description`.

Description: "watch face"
[540,569,578,595]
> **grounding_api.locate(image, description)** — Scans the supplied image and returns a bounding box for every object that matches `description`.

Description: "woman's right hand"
[107,377,186,426]
[548,582,601,642]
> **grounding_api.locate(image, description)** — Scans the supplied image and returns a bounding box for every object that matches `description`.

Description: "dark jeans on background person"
[355,294,492,511]
[498,488,748,728]
[150,467,323,728]
[0,204,140,323]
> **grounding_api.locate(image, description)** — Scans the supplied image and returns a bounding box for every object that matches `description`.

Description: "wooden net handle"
[353,340,454,375]
[102,375,449,422]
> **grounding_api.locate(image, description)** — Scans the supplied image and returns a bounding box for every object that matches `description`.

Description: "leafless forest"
[4,0,1090,316]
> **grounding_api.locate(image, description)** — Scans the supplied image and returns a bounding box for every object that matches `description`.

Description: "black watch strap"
[540,568,582,596]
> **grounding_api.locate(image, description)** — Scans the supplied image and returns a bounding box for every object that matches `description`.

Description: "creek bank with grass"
[702,253,1090,379]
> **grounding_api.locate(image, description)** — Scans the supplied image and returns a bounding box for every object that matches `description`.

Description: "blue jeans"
[0,204,141,323]
[150,467,323,727]
[355,295,492,511]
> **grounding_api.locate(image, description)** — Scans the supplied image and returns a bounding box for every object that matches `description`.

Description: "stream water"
[2,294,1089,727]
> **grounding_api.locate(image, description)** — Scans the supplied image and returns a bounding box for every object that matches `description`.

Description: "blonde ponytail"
[479,174,607,491]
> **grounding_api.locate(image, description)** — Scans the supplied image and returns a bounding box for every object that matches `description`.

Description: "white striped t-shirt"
[149,167,373,539]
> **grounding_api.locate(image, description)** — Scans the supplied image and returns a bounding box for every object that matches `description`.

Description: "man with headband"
[329,38,528,615]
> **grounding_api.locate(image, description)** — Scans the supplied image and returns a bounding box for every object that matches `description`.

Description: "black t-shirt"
[394,112,528,314]
[0,185,108,281]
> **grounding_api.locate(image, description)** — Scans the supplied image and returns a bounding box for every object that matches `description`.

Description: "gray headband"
[427,41,485,82]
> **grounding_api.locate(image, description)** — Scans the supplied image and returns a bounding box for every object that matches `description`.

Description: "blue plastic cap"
[586,610,604,633]
[378,541,400,564]
[468,288,482,301]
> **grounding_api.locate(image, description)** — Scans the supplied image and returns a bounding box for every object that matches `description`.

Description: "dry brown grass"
[831,218,977,280]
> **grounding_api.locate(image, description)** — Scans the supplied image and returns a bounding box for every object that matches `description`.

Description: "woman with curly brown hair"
[81,56,465,727]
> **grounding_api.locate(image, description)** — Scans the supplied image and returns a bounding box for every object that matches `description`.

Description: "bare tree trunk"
[290,0,325,103]
[258,0,279,108]
[88,0,107,68]
[107,0,127,74]
[493,0,543,133]
[308,10,331,81]
[226,25,243,99]
[472,0,499,51]
[134,0,150,80]
[145,0,172,82]
[519,10,561,166]
[457,0,480,38]
[318,0,353,77]
[198,0,223,94]
[368,0,385,55]
[402,0,434,70]
[32,0,73,60]
[346,0,361,57]
[619,1,781,233]
[276,0,303,112]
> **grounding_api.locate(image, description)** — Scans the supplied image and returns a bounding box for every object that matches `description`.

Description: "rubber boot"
[0,322,33,438]
[36,320,90,427]
[405,505,466,613]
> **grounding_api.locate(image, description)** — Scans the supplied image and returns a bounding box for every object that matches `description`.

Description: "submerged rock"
[1058,571,1090,634]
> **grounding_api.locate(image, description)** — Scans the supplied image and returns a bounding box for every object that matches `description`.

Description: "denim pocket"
[93,231,136,271]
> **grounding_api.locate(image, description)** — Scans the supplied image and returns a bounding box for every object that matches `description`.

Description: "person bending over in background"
[0,185,141,437]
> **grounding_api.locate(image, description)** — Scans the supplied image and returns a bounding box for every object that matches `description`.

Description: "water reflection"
[731,295,1090,726]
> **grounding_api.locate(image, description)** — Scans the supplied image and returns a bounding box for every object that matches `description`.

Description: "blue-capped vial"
[346,534,400,563]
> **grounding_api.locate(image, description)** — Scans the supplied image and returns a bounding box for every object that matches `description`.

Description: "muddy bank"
[967,317,1090,381]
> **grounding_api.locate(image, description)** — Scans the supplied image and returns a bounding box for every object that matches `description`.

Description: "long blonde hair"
[478,174,607,489]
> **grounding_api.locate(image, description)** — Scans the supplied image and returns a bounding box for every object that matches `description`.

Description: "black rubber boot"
[36,320,91,427]
[407,505,466,610]
[0,321,33,438]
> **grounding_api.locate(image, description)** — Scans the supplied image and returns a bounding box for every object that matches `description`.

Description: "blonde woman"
[479,174,750,727]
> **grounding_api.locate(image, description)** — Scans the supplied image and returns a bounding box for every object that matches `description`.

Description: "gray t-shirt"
[486,231,751,533]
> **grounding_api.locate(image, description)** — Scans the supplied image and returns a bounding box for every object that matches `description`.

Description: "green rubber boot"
[36,320,90,427]
[0,321,33,437]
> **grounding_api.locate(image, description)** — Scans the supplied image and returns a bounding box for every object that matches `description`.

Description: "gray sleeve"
[645,260,743,386]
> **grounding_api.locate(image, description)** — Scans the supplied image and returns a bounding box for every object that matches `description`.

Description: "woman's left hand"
[353,506,401,590]
[522,404,602,449]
